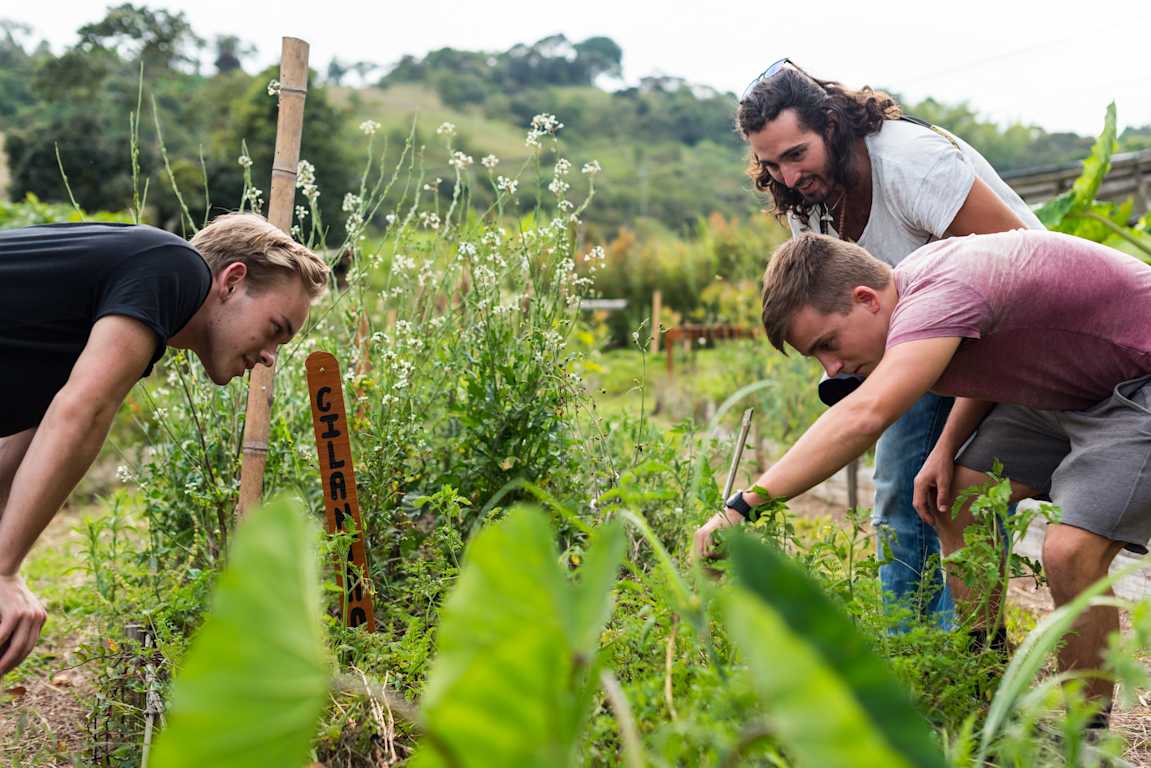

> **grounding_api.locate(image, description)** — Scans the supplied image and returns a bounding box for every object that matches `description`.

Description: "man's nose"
[258,347,277,367]
[782,165,802,188]
[817,354,843,377]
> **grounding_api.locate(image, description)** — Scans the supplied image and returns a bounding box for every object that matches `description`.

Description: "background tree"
[76,3,203,73]
[213,34,256,75]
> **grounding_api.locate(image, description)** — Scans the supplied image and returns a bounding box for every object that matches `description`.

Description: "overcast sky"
[10,1,1151,136]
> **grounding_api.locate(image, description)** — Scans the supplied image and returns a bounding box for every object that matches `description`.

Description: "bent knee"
[1043,525,1122,598]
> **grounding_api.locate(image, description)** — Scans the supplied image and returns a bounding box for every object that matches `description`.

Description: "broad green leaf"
[1036,189,1076,229]
[1036,102,1117,228]
[413,506,625,768]
[725,532,946,768]
[1070,101,1118,211]
[572,519,626,654]
[151,496,330,768]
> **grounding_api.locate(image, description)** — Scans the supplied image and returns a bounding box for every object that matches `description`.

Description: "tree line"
[1,5,1147,237]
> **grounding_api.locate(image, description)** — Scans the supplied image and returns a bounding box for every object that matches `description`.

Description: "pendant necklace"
[824,189,849,241]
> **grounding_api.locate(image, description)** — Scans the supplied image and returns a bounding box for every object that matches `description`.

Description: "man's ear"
[217,262,248,298]
[853,285,882,313]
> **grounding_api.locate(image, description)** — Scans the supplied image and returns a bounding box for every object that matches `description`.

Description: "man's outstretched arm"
[694,336,961,557]
[0,315,154,675]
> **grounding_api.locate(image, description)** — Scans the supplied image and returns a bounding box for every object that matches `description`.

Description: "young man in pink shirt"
[695,229,1151,722]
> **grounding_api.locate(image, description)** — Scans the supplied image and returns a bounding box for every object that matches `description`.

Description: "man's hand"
[913,448,956,526]
[693,507,746,559]
[0,574,46,676]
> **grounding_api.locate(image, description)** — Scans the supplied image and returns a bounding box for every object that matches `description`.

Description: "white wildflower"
[457,241,477,259]
[295,204,308,220]
[237,154,253,169]
[385,212,397,226]
[526,113,563,147]
[267,79,281,96]
[296,160,315,186]
[581,160,602,176]
[548,178,570,197]
[473,263,496,285]
[436,122,456,137]
[115,465,134,483]
[245,186,264,210]
[481,154,499,169]
[342,193,363,213]
[531,113,563,133]
[359,119,380,135]
[296,160,320,203]
[345,211,364,234]
[554,158,572,176]
[496,176,518,195]
[418,211,441,230]
[449,151,474,170]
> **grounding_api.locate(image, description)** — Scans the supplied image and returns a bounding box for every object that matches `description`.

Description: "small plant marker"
[723,408,755,499]
[305,350,376,631]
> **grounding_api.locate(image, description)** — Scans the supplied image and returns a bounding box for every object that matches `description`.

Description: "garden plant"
[3,65,1151,768]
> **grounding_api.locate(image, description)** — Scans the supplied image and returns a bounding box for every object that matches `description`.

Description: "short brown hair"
[761,233,891,353]
[191,213,329,299]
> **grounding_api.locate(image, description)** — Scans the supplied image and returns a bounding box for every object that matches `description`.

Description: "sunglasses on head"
[740,58,816,101]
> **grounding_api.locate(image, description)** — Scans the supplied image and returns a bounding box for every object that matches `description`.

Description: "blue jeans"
[872,392,955,627]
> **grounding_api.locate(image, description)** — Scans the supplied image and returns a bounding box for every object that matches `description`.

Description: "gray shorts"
[956,376,1151,554]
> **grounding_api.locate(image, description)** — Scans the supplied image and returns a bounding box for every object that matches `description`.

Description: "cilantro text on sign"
[305,351,376,631]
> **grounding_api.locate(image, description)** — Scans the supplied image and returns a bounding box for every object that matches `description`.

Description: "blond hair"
[761,233,891,353]
[191,213,329,299]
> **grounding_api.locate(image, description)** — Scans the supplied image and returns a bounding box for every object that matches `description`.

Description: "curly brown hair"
[735,67,902,220]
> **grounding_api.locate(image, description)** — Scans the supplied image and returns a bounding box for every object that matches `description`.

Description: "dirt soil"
[0,502,100,767]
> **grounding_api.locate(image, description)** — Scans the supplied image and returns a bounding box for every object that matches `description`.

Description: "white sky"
[8,0,1151,136]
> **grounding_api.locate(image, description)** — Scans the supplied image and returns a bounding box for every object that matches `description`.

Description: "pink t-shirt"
[888,230,1151,410]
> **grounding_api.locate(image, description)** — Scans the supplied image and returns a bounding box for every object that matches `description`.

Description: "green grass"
[331,83,531,162]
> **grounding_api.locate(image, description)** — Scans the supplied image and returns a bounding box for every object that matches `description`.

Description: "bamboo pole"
[846,459,859,511]
[237,37,310,518]
[651,289,662,353]
[722,408,755,500]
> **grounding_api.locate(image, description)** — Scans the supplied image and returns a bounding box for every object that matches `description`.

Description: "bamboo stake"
[723,408,755,500]
[651,289,662,353]
[237,37,310,518]
[846,459,859,511]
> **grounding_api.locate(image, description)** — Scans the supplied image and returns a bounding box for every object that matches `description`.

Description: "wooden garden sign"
[306,351,376,631]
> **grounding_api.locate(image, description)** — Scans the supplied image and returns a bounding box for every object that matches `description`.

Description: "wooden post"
[236,37,309,517]
[651,290,662,353]
[723,409,755,500]
[846,459,859,511]
[306,351,376,631]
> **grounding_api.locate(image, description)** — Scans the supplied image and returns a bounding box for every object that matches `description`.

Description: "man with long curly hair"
[712,62,1042,625]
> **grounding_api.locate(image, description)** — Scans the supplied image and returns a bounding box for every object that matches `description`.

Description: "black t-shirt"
[0,223,212,436]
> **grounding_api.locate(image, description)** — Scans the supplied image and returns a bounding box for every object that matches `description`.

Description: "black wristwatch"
[725,490,757,522]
